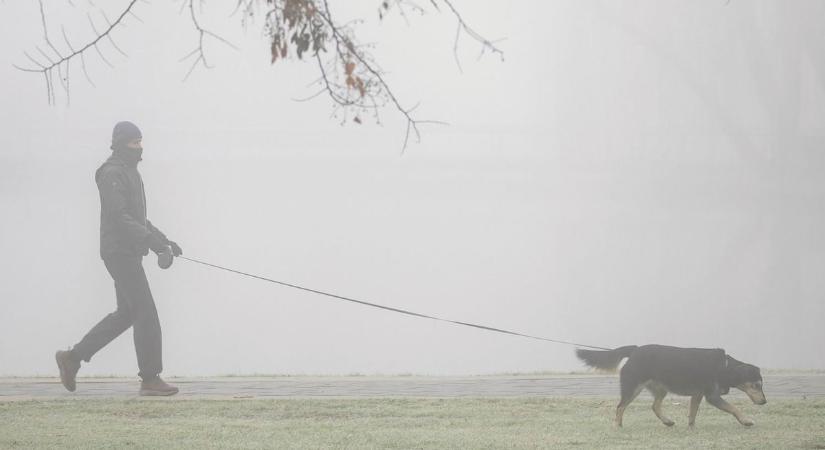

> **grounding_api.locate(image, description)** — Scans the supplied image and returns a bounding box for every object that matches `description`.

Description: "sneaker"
[55,350,81,392]
[139,376,179,396]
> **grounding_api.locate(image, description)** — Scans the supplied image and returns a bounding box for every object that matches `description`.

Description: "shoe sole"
[55,351,76,392]
[139,389,179,397]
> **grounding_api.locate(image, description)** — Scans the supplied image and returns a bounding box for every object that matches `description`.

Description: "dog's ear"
[726,354,744,367]
[729,364,764,387]
[745,364,762,382]
[719,357,747,392]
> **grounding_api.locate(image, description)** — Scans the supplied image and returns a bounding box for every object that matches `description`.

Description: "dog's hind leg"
[648,385,675,427]
[688,394,703,427]
[705,393,754,427]
[615,380,644,427]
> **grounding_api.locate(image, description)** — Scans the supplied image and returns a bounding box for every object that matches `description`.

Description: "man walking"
[55,121,182,396]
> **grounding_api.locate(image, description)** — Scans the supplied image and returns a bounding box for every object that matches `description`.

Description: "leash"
[178,255,611,351]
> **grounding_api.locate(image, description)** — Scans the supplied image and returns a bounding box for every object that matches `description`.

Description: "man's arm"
[146,220,168,244]
[147,220,182,256]
[98,169,153,245]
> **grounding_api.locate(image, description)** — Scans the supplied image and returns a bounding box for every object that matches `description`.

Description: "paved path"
[2,374,823,401]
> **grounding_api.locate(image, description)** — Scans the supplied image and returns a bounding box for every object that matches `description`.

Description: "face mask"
[113,145,143,163]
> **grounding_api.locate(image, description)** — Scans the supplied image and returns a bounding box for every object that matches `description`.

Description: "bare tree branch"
[16,0,141,104]
[312,0,434,150]
[440,0,504,62]
[20,0,500,149]
[182,0,240,81]
[40,1,65,62]
[128,9,145,24]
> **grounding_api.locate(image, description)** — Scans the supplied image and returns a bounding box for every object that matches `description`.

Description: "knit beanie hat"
[110,121,142,150]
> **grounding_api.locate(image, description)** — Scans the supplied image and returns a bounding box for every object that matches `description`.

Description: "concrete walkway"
[2,374,823,401]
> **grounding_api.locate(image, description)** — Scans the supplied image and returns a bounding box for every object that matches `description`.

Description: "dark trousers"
[72,255,163,379]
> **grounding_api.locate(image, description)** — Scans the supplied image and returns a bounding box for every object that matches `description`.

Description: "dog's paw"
[740,419,754,427]
[663,420,675,427]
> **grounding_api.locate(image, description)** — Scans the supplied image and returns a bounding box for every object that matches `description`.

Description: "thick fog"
[1,1,824,377]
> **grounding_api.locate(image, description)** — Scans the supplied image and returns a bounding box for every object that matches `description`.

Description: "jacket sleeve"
[146,220,169,244]
[98,169,152,245]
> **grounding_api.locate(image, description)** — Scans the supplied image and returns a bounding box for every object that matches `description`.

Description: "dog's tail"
[576,345,638,372]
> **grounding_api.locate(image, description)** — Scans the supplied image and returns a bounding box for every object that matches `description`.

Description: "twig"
[16,0,141,103]
[182,0,240,81]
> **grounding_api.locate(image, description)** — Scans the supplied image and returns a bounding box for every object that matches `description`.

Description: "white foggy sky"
[1,1,824,377]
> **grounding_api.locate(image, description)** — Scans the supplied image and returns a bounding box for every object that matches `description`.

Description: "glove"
[168,241,183,257]
[146,233,168,255]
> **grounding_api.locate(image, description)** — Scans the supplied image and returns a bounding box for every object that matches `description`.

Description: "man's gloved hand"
[168,241,183,257]
[147,233,169,255]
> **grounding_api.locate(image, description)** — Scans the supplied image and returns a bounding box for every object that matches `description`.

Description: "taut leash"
[178,255,611,351]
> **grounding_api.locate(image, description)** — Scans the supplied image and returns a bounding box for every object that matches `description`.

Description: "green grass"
[1,397,824,449]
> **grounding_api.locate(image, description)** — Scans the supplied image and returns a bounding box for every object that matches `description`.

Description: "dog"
[576,345,766,427]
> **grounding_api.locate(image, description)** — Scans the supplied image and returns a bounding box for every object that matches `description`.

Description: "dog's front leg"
[705,394,754,426]
[688,394,703,427]
[651,391,675,426]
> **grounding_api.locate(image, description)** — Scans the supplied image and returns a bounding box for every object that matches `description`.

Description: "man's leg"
[58,257,135,391]
[119,257,177,396]
[62,255,175,395]
[127,259,163,380]
[70,258,135,363]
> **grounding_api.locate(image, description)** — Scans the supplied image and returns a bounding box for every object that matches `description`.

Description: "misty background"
[1,1,824,377]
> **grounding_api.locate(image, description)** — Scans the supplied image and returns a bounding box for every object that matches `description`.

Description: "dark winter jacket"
[96,150,167,259]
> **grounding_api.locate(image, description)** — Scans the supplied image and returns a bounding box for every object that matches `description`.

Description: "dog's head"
[725,356,767,405]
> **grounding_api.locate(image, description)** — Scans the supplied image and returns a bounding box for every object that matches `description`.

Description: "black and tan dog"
[576,345,766,427]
